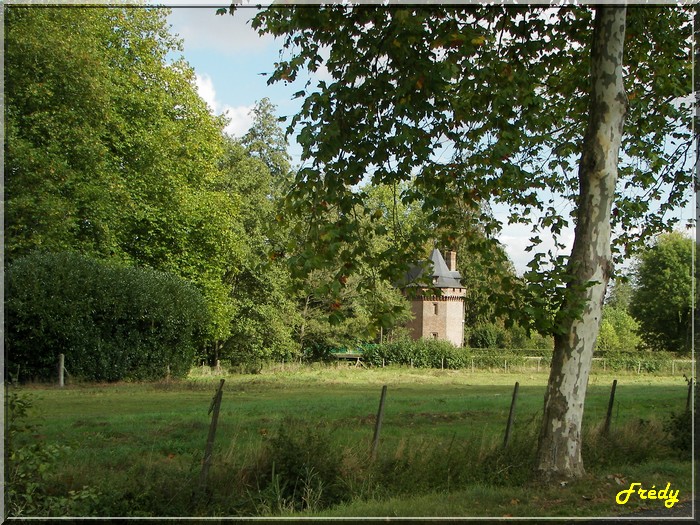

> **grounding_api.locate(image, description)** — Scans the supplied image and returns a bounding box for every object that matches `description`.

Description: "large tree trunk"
[535,6,628,482]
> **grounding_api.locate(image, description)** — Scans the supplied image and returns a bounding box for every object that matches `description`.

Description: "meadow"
[5,365,694,518]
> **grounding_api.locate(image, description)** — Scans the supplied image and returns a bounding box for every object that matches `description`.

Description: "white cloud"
[223,105,254,138]
[168,7,273,55]
[195,73,218,112]
[195,73,253,137]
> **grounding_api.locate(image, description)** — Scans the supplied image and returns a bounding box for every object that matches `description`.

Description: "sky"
[163,3,695,276]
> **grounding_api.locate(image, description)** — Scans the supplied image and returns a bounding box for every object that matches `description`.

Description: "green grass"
[6,366,693,518]
[313,459,692,518]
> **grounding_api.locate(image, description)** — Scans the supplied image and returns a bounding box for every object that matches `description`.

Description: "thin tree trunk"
[298,295,310,348]
[536,6,628,482]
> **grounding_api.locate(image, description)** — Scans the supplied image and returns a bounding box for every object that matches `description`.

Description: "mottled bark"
[535,6,628,482]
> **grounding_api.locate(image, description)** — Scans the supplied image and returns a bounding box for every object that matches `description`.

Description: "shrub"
[254,419,350,512]
[5,251,208,382]
[362,338,466,369]
[595,351,674,373]
[663,379,695,459]
[468,323,504,349]
[301,342,339,363]
[664,410,692,459]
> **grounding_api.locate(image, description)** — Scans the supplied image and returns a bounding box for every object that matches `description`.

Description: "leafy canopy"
[630,232,694,353]
[239,5,692,333]
[5,6,244,343]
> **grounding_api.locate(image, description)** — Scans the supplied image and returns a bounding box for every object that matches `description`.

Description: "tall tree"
[5,6,244,345]
[630,232,694,353]
[241,97,293,193]
[218,137,301,367]
[535,6,628,481]
[226,4,692,480]
[606,277,634,311]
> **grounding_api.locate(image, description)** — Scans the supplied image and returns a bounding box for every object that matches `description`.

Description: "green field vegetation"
[4,367,694,518]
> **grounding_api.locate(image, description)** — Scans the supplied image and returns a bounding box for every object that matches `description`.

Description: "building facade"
[403,249,466,347]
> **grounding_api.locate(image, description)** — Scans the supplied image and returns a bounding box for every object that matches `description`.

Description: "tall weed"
[249,418,352,513]
[4,390,101,517]
[583,418,678,468]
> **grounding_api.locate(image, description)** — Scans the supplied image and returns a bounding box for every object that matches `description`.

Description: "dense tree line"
[629,232,694,354]
[5,6,241,350]
[5,5,689,389]
[3,6,521,381]
[594,232,693,355]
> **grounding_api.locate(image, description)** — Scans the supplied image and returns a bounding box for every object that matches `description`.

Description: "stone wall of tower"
[443,293,466,347]
[405,289,466,347]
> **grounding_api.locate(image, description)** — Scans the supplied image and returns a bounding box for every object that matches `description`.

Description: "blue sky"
[167,6,304,147]
[164,3,694,275]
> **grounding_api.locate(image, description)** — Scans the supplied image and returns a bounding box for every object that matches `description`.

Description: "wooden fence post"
[503,381,519,448]
[58,354,65,387]
[686,378,693,413]
[371,385,388,460]
[603,379,617,435]
[198,379,225,495]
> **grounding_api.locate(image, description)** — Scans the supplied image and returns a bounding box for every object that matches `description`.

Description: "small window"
[433,303,439,315]
[431,332,439,339]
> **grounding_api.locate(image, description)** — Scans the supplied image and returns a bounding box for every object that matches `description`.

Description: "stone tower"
[403,248,466,347]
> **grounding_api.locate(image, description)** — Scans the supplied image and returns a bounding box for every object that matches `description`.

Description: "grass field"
[5,366,694,518]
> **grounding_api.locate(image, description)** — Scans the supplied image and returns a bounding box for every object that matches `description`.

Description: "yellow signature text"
[616,482,680,509]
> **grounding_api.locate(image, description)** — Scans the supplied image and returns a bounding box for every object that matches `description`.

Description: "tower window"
[433,303,439,315]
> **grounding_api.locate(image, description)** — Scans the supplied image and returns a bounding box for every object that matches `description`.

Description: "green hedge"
[361,339,459,368]
[5,251,208,382]
[359,340,552,370]
[352,340,680,374]
[593,351,675,373]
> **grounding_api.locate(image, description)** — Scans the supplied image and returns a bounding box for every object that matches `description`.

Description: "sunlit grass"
[10,366,692,518]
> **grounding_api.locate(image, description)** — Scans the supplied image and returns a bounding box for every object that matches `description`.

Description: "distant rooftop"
[401,248,464,289]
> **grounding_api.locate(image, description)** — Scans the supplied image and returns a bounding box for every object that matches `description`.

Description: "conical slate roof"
[401,248,464,289]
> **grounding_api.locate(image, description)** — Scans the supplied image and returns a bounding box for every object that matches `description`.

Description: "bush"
[5,251,208,382]
[362,338,466,368]
[468,323,504,349]
[595,350,673,373]
[254,419,350,512]
[301,342,339,363]
[663,379,695,459]
[664,410,692,459]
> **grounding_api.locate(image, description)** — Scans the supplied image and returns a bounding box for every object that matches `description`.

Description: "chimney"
[446,251,457,272]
